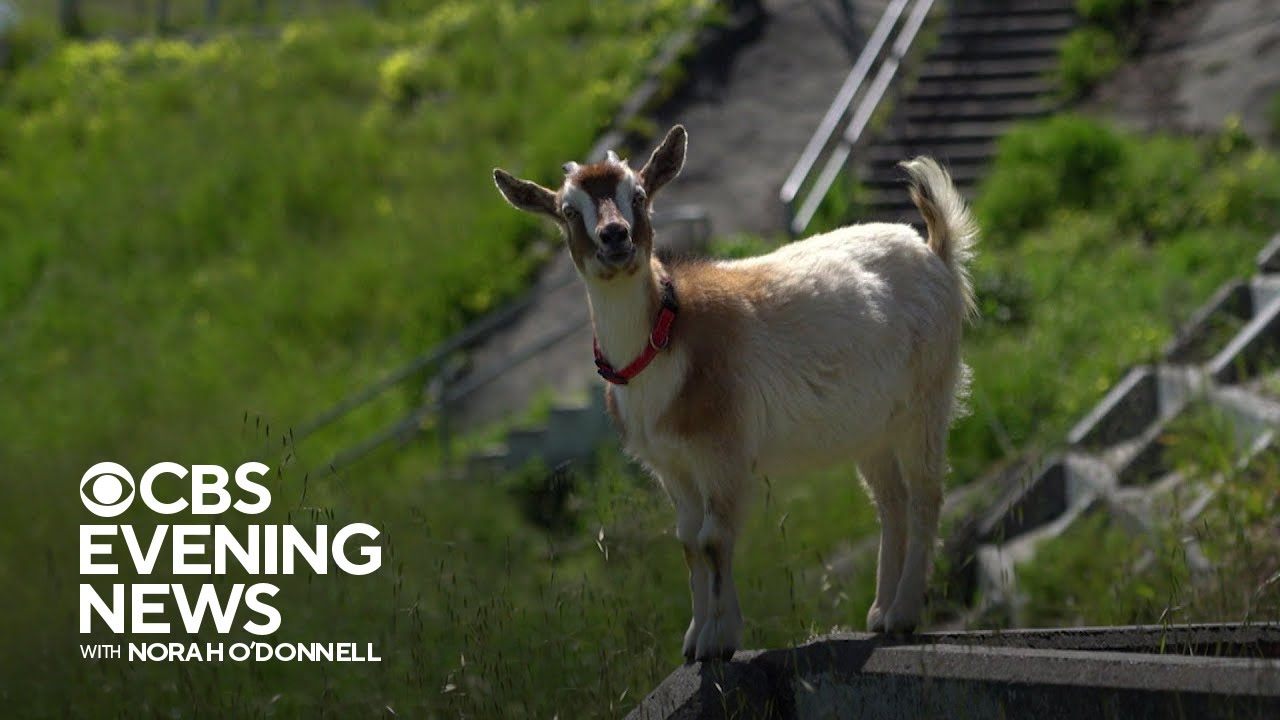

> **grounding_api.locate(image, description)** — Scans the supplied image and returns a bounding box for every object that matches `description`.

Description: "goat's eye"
[633,189,647,207]
[561,204,579,220]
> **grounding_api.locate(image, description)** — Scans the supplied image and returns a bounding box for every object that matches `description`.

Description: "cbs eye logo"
[80,462,136,518]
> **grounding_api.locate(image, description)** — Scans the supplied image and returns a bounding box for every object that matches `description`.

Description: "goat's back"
[718,224,967,471]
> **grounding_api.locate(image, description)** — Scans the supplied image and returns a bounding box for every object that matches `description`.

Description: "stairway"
[861,0,1078,222]
[939,231,1280,627]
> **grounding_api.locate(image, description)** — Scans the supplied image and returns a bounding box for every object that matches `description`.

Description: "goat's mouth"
[597,245,636,269]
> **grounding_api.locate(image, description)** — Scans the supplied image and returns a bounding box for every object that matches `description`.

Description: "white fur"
[560,183,598,243]
[614,170,637,226]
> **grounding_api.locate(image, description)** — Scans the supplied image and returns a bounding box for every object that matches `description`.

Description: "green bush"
[1076,0,1183,32]
[1055,26,1123,101]
[975,114,1129,242]
[1057,0,1184,99]
[1109,133,1204,237]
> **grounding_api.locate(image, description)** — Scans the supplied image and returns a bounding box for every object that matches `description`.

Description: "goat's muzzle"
[598,221,635,267]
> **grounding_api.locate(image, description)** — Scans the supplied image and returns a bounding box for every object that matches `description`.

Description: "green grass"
[11,1,454,37]
[0,0,700,494]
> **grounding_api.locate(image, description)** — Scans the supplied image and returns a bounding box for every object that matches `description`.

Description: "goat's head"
[493,124,687,282]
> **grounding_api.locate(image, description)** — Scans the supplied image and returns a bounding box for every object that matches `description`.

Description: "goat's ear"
[493,168,559,219]
[639,124,687,197]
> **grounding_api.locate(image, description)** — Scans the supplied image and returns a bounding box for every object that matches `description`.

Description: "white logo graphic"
[80,462,136,518]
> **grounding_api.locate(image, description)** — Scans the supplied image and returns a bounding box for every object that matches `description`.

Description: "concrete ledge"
[626,624,1280,719]
[1067,366,1161,448]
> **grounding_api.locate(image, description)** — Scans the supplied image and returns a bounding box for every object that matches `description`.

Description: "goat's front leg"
[695,495,744,662]
[674,498,711,662]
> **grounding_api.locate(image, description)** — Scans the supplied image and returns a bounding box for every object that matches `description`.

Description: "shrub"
[1110,133,1205,237]
[1056,26,1122,100]
[975,114,1128,242]
[1057,0,1185,99]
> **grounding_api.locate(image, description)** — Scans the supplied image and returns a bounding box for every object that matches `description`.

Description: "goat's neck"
[585,259,664,371]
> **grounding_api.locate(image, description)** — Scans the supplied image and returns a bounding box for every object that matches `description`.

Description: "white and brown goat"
[493,125,977,662]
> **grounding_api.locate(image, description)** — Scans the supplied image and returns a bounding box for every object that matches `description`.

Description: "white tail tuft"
[899,156,979,321]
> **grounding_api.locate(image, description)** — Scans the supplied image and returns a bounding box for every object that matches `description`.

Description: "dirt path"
[451,0,876,431]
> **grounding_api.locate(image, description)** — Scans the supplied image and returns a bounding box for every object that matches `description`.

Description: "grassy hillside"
[5,2,1280,714]
[1,0,703,480]
[952,114,1279,481]
[1,2,713,716]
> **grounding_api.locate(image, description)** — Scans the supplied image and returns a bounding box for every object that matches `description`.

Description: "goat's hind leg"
[861,449,908,632]
[885,417,947,634]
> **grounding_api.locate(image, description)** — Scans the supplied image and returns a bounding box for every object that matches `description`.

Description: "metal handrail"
[283,269,578,450]
[779,0,935,237]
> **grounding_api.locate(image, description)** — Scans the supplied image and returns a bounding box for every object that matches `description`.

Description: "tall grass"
[1,3,710,716]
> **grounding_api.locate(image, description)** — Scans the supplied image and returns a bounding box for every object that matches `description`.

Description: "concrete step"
[864,157,986,188]
[917,56,1059,80]
[943,11,1076,36]
[932,33,1065,60]
[880,118,1016,144]
[460,394,611,478]
[866,138,997,165]
[504,427,549,468]
[909,76,1053,101]
[899,96,1054,122]
[465,445,509,478]
[949,0,1078,18]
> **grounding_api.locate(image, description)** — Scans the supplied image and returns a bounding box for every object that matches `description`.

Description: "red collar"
[593,276,679,385]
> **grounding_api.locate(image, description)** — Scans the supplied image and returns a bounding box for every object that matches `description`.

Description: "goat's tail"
[900,156,978,321]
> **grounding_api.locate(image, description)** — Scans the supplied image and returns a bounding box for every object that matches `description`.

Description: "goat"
[493,125,977,662]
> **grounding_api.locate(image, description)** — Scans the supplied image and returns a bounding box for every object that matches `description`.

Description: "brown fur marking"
[657,260,775,447]
[570,162,626,199]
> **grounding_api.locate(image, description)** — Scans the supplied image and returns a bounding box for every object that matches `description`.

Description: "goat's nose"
[600,222,630,247]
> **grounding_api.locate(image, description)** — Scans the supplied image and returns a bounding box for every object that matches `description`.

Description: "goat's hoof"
[882,608,919,635]
[694,615,741,662]
[682,620,701,663]
[866,604,887,632]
